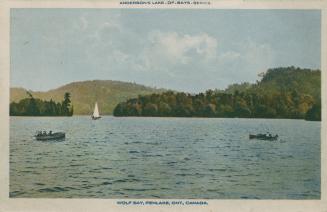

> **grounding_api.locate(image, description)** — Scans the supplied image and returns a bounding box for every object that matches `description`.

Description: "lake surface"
[10,116,320,199]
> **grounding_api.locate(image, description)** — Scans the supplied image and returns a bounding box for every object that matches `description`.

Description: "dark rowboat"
[249,134,278,141]
[35,132,65,141]
[92,115,101,120]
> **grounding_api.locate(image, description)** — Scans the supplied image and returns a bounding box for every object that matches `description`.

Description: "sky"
[11,9,321,93]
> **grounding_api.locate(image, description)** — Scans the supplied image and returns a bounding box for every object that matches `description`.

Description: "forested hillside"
[114,67,321,120]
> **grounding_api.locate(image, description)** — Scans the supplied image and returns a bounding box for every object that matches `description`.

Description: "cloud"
[219,51,241,61]
[242,41,273,73]
[36,13,273,92]
[100,29,274,92]
[93,20,122,41]
[210,40,274,86]
[78,23,274,92]
[145,31,218,66]
[234,40,274,80]
[112,50,130,64]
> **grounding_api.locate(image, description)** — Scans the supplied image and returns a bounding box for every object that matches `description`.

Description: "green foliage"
[113,67,321,120]
[224,82,252,94]
[305,103,321,121]
[10,92,73,116]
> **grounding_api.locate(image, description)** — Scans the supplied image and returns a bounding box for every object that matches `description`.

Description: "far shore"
[9,115,320,121]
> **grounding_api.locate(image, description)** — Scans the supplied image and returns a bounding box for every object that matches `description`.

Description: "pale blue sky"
[11,9,321,92]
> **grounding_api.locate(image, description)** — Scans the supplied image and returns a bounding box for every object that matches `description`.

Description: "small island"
[113,67,321,121]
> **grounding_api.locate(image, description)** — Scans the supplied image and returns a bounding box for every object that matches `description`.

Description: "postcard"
[0,0,326,211]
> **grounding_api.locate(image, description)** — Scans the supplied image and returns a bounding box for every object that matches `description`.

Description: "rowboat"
[249,133,278,141]
[34,131,65,141]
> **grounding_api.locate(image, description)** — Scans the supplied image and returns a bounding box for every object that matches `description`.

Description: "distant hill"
[10,80,166,115]
[225,66,321,100]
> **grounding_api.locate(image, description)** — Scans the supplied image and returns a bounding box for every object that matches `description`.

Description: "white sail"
[93,102,100,118]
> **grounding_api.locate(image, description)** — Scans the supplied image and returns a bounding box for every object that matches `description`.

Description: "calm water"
[10,116,320,199]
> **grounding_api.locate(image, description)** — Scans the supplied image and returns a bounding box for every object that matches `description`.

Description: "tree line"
[10,92,73,116]
[113,67,321,121]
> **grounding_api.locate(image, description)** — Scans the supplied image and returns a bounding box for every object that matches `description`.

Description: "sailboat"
[92,102,101,120]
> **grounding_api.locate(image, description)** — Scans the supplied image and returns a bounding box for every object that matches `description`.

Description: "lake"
[10,116,321,199]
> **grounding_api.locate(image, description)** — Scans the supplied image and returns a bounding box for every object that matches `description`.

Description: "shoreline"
[9,115,320,121]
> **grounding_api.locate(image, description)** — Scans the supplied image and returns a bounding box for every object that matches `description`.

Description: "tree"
[26,92,40,115]
[305,104,321,121]
[142,103,158,116]
[62,92,72,115]
[204,104,216,117]
[158,102,171,116]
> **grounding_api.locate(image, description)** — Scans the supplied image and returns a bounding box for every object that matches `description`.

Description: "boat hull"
[249,134,278,141]
[35,132,65,141]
